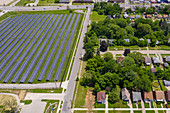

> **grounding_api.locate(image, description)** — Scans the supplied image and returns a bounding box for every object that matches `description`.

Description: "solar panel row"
[0,14,47,79]
[55,14,81,81]
[46,14,76,81]
[38,14,72,81]
[0,15,42,70]
[17,15,58,83]
[0,16,18,34]
[28,14,67,83]
[0,14,25,39]
[0,15,35,55]
[3,14,53,83]
[0,17,11,28]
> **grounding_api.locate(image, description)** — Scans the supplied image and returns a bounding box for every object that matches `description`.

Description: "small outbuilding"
[136,15,140,19]
[97,91,106,104]
[107,15,112,19]
[163,62,169,67]
[132,91,142,103]
[152,56,161,64]
[143,91,153,102]
[154,91,165,102]
[121,88,130,102]
[163,56,170,63]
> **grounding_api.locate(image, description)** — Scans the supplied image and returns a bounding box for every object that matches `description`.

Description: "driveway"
[21,93,64,113]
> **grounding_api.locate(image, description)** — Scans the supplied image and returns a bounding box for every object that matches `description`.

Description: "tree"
[100,41,108,52]
[125,26,134,36]
[128,51,144,66]
[94,83,101,92]
[136,23,152,37]
[123,49,130,56]
[3,98,18,113]
[125,8,133,13]
[104,59,119,73]
[122,56,135,66]
[108,86,120,104]
[104,52,113,62]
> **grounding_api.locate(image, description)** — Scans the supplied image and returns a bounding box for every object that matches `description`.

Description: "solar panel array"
[0,13,81,83]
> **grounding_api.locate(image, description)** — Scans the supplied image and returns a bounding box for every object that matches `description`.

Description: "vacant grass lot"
[109,111,130,113]
[109,100,129,108]
[159,80,167,91]
[16,0,35,6]
[0,12,83,83]
[90,11,106,22]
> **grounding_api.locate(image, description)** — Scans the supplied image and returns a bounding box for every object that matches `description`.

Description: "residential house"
[143,91,153,102]
[163,56,170,63]
[136,15,140,19]
[165,90,170,102]
[124,13,129,19]
[163,14,169,19]
[107,15,112,19]
[122,88,130,102]
[130,15,135,19]
[117,56,124,63]
[145,56,152,66]
[147,39,151,44]
[132,91,142,103]
[152,56,161,64]
[163,80,170,86]
[97,91,106,104]
[151,68,156,74]
[100,39,107,43]
[156,40,159,45]
[124,39,130,43]
[146,14,152,19]
[139,38,144,41]
[163,62,169,67]
[156,14,162,19]
[154,91,165,102]
[108,39,115,45]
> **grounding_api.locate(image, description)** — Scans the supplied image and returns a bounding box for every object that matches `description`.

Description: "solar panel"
[0,14,42,70]
[3,14,53,83]
[0,14,47,79]
[37,14,72,81]
[28,14,67,83]
[55,14,81,81]
[0,17,12,28]
[0,15,34,55]
[46,14,76,81]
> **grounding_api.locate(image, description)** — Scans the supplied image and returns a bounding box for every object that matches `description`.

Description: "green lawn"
[16,0,35,6]
[27,89,63,93]
[146,111,155,113]
[20,100,32,104]
[109,111,130,113]
[124,45,139,50]
[132,103,137,108]
[41,100,59,113]
[72,3,92,5]
[138,102,142,108]
[159,80,167,91]
[134,111,142,113]
[144,103,150,108]
[152,80,161,91]
[140,47,147,50]
[38,0,61,6]
[94,103,105,108]
[109,100,129,108]
[158,45,170,50]
[90,11,106,22]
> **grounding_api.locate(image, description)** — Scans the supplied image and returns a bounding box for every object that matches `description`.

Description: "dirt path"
[84,89,95,113]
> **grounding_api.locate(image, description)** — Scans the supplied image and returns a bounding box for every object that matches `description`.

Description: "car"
[57,8,59,9]
[165,104,168,108]
[32,8,35,10]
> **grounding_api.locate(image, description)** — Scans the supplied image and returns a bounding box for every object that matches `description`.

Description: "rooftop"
[132,91,142,102]
[144,91,153,100]
[154,91,165,101]
[121,88,130,101]
[97,91,106,102]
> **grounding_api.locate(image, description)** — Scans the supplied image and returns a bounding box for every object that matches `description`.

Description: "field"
[0,12,83,83]
[90,11,106,22]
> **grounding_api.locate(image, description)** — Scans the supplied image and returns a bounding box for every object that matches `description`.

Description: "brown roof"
[130,15,135,17]
[146,14,152,18]
[154,91,165,100]
[163,14,168,18]
[144,91,153,100]
[145,57,152,64]
[97,92,105,102]
[157,15,162,18]
[165,90,170,101]
[117,56,124,63]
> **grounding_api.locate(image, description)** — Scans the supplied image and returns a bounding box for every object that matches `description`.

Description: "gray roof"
[164,80,170,86]
[156,40,159,45]
[147,39,151,43]
[60,0,69,2]
[163,62,169,67]
[164,56,170,62]
[124,14,129,18]
[108,39,115,44]
[107,15,112,19]
[136,15,140,18]
[124,39,130,43]
[145,56,152,65]
[101,39,107,43]
[132,91,142,102]
[121,88,130,101]
[152,56,161,64]
[139,38,144,41]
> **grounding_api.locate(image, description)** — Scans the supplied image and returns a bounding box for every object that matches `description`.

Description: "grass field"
[0,11,83,83]
[16,0,35,6]
[90,11,106,22]
[159,80,167,92]
[109,100,129,108]
[38,0,61,6]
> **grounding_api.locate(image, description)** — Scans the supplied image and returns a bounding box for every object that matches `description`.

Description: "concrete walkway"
[73,108,170,110]
[0,82,68,89]
[21,93,64,113]
[105,94,108,113]
[9,0,21,6]
[141,100,146,113]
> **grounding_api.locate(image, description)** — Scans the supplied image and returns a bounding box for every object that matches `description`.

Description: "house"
[97,91,106,104]
[156,15,162,19]
[130,15,135,19]
[107,15,112,19]
[100,39,107,43]
[136,15,140,19]
[147,39,151,44]
[156,40,159,45]
[165,90,170,102]
[163,56,170,63]
[154,91,165,102]
[139,38,144,41]
[152,56,161,64]
[145,56,152,66]
[143,91,153,102]
[151,68,156,74]
[163,14,169,19]
[124,13,129,19]
[132,91,142,103]
[60,0,69,3]
[122,88,130,102]
[146,14,152,19]
[163,62,169,67]
[108,0,125,3]
[124,39,130,43]
[163,80,170,86]
[117,56,124,63]
[108,39,115,45]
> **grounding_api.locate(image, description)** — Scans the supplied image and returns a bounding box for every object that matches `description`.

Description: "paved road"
[101,50,170,55]
[61,6,91,113]
[0,82,68,89]
[21,93,64,113]
[10,0,21,6]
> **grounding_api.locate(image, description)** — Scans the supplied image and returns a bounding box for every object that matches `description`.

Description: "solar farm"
[0,13,82,83]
